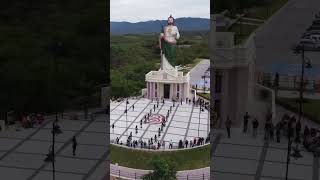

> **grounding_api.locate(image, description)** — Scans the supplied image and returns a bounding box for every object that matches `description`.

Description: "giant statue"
[159,15,180,69]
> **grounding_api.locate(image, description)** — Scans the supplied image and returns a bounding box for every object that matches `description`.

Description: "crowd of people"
[115,135,210,150]
[225,110,320,157]
[20,113,45,128]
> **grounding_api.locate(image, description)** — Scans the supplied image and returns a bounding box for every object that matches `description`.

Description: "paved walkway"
[211,104,320,180]
[110,163,209,180]
[0,111,107,180]
[190,59,210,88]
[110,98,209,148]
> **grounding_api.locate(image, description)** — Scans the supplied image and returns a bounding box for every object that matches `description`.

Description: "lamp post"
[198,103,201,138]
[285,44,311,179]
[49,40,63,180]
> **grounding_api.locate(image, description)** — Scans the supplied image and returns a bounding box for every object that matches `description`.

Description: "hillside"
[110,31,209,98]
[110,17,210,34]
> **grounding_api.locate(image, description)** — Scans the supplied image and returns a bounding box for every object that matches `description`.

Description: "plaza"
[110,97,210,148]
[211,105,320,180]
[0,112,107,180]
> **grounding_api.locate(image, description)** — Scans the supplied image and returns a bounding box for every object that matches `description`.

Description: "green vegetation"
[110,31,208,98]
[277,98,320,124]
[197,93,210,100]
[143,158,177,180]
[110,144,210,170]
[246,0,288,19]
[216,0,289,45]
[0,1,107,118]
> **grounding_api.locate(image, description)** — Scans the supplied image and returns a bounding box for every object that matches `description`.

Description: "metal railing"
[256,72,320,92]
[110,168,210,180]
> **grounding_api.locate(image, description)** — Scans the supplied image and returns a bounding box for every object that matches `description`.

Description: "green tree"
[143,158,177,180]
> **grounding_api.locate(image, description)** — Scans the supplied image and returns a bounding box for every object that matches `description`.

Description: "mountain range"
[110,17,210,34]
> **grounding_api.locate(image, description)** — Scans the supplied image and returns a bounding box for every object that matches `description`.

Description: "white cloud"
[110,0,210,22]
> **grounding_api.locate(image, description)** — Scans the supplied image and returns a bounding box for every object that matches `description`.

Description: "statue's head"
[167,15,174,25]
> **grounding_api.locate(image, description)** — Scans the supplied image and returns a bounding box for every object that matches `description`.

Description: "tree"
[143,158,177,180]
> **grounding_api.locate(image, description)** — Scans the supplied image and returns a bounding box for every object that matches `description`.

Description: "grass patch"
[217,0,289,45]
[277,97,320,123]
[110,144,210,171]
[197,93,210,100]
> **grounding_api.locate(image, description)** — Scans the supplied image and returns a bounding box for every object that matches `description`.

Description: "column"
[157,82,161,97]
[151,82,154,99]
[147,82,149,99]
[220,70,229,128]
[170,83,173,99]
[181,83,184,100]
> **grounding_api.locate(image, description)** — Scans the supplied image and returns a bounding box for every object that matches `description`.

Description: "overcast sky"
[110,0,210,23]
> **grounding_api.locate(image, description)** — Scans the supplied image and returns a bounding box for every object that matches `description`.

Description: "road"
[255,0,320,74]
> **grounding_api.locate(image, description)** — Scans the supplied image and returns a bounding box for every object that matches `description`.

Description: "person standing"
[296,120,302,138]
[243,112,250,133]
[135,125,138,134]
[72,136,77,156]
[276,125,281,143]
[270,122,275,141]
[132,105,135,111]
[252,118,259,137]
[225,116,232,138]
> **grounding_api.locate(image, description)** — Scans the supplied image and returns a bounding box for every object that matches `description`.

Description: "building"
[145,55,191,100]
[211,14,257,128]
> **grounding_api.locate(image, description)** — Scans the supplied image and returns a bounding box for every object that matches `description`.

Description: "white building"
[145,55,191,100]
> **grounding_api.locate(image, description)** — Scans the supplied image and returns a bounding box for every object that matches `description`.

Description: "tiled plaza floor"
[110,98,210,148]
[0,112,107,180]
[211,127,318,180]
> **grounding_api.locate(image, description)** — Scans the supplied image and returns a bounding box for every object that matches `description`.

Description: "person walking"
[264,118,271,141]
[252,118,259,137]
[296,120,302,138]
[243,112,250,133]
[72,136,77,156]
[225,116,232,138]
[276,125,281,143]
[132,105,135,111]
[135,125,138,134]
[270,122,275,141]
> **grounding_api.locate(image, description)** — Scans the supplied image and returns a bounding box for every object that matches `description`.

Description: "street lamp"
[293,44,312,122]
[285,44,311,179]
[46,39,64,180]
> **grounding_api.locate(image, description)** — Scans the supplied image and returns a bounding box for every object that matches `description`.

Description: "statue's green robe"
[163,41,176,66]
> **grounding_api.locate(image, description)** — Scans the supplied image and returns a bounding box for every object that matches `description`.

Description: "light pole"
[285,44,311,179]
[52,113,57,180]
[198,101,201,138]
[125,71,128,138]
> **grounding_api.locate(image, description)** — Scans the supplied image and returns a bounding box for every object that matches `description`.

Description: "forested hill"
[111,17,210,34]
[0,0,107,117]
